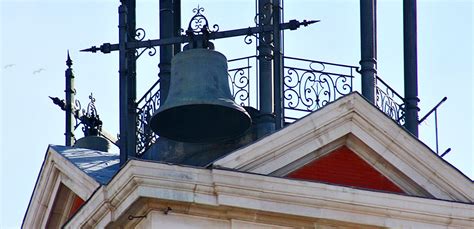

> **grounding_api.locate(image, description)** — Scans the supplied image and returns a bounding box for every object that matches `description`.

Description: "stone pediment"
[213,92,473,203]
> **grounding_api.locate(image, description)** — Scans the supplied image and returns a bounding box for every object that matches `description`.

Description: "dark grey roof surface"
[50,145,120,185]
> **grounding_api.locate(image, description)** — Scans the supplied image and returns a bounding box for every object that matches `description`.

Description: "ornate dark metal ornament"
[50,93,103,140]
[186,6,219,36]
[227,56,256,107]
[375,76,406,125]
[183,6,220,50]
[134,28,157,59]
[136,80,161,155]
[228,68,250,107]
[283,56,355,121]
[78,94,103,136]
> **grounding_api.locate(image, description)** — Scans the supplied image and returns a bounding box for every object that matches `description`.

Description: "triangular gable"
[22,145,118,228]
[44,183,85,228]
[287,146,405,194]
[214,93,473,203]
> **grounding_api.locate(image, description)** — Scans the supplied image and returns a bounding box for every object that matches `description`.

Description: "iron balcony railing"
[375,76,406,125]
[136,55,406,155]
[227,55,358,122]
[283,56,356,122]
[136,80,161,155]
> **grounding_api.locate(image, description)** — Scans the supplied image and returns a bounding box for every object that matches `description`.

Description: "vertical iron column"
[159,0,175,103]
[273,0,283,129]
[403,0,419,137]
[257,0,276,138]
[119,3,130,165]
[65,52,75,146]
[173,0,181,55]
[126,0,137,159]
[359,0,377,103]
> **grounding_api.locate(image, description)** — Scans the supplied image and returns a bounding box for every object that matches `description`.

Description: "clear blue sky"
[1,0,472,228]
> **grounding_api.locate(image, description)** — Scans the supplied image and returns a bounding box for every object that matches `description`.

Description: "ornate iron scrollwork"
[134,28,157,59]
[244,30,257,45]
[186,6,219,36]
[227,56,258,107]
[50,93,103,137]
[228,68,250,106]
[136,80,161,155]
[135,28,146,41]
[375,77,406,125]
[283,57,355,121]
[51,93,103,137]
[77,94,102,136]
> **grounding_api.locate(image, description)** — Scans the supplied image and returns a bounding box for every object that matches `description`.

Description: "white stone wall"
[136,211,293,229]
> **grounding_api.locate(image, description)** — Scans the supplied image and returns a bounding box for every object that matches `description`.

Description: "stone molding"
[66,160,474,228]
[214,93,474,202]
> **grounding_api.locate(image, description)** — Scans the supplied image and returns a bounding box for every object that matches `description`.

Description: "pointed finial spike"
[302,20,320,27]
[80,46,98,53]
[66,50,73,67]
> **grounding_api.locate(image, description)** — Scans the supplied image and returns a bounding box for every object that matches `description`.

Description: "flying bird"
[33,68,46,74]
[3,64,15,69]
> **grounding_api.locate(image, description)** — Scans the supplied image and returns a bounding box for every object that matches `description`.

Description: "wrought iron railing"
[283,56,356,122]
[226,55,358,122]
[136,80,161,155]
[375,76,405,125]
[135,55,406,155]
[227,55,258,107]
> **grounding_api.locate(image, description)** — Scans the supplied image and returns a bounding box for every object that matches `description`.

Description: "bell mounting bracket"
[81,6,318,55]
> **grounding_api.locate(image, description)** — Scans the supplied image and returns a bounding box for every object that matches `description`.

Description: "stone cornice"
[66,160,474,228]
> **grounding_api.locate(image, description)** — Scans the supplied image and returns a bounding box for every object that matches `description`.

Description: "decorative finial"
[80,43,112,54]
[301,20,320,27]
[186,5,219,36]
[80,46,99,53]
[184,6,219,50]
[49,96,66,111]
[66,50,73,68]
[80,93,102,136]
[287,19,320,30]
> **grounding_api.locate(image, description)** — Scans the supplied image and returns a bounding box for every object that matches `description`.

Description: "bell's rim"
[150,104,251,143]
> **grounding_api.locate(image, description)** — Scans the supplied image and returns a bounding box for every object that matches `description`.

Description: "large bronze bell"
[150,48,251,142]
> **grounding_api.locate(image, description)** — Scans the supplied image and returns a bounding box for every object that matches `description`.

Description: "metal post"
[359,0,377,103]
[403,0,419,137]
[65,51,75,146]
[126,0,137,160]
[173,0,181,55]
[273,0,283,129]
[257,0,275,138]
[419,97,446,153]
[119,3,130,165]
[159,0,175,103]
